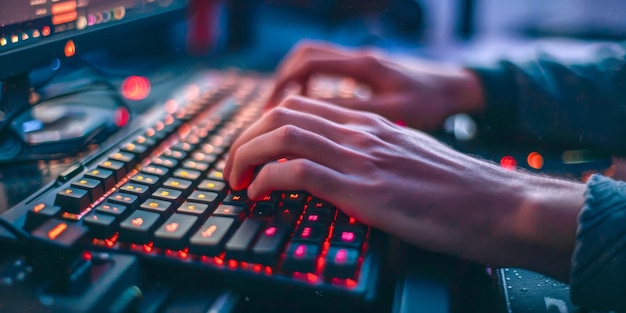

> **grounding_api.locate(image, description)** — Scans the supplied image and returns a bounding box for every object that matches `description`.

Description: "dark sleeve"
[469,41,626,155]
[570,174,626,311]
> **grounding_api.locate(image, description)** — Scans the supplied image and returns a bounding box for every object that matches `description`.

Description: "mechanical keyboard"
[6,71,386,303]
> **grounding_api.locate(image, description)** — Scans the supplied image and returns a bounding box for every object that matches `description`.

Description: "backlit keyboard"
[13,72,384,301]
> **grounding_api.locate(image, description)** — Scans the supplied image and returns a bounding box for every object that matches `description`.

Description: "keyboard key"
[25,203,61,231]
[189,216,237,256]
[71,177,104,202]
[120,142,149,159]
[173,168,202,182]
[250,224,290,265]
[134,135,156,148]
[307,198,336,216]
[273,202,304,227]
[172,142,195,153]
[213,204,246,222]
[222,191,249,207]
[31,218,88,249]
[207,169,224,181]
[191,152,217,164]
[301,211,333,228]
[152,188,183,205]
[324,247,360,279]
[94,202,128,218]
[196,180,227,194]
[109,151,137,170]
[98,160,127,181]
[141,165,170,179]
[224,218,263,260]
[162,178,193,194]
[84,212,117,238]
[130,174,160,191]
[140,198,173,214]
[331,227,366,248]
[118,210,161,244]
[55,187,90,214]
[282,242,320,273]
[182,160,210,172]
[177,202,210,216]
[188,191,220,208]
[251,202,277,218]
[154,213,198,250]
[119,183,151,202]
[152,157,178,169]
[108,192,140,210]
[282,191,307,205]
[163,149,187,161]
[85,168,115,191]
[293,224,328,244]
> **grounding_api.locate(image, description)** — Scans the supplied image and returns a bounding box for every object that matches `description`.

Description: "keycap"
[307,197,336,216]
[190,152,216,164]
[94,202,128,218]
[207,169,224,181]
[196,180,227,194]
[293,224,328,244]
[224,218,263,260]
[163,149,187,161]
[177,202,210,216]
[173,168,202,182]
[282,242,320,273]
[25,203,61,230]
[120,142,149,159]
[140,198,173,214]
[108,192,140,210]
[84,168,116,191]
[273,202,304,226]
[98,159,127,181]
[181,160,210,172]
[250,224,289,265]
[331,227,366,248]
[118,183,151,202]
[31,218,88,249]
[282,191,307,205]
[118,210,161,244]
[189,216,237,256]
[154,214,198,250]
[109,151,137,170]
[324,247,360,279]
[71,177,105,202]
[162,178,193,194]
[222,191,249,207]
[301,211,333,228]
[151,157,178,169]
[187,191,220,208]
[55,187,90,214]
[152,188,183,205]
[83,212,117,238]
[141,165,170,179]
[130,173,160,191]
[171,142,195,152]
[251,202,277,218]
[213,204,246,222]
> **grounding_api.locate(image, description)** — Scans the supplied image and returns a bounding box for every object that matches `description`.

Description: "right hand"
[267,40,486,131]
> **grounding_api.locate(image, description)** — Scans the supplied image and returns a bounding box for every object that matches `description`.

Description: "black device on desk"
[0,1,429,312]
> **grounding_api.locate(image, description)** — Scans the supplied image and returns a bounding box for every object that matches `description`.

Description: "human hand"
[225,96,586,281]
[267,41,485,131]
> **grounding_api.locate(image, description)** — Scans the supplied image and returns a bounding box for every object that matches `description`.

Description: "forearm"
[495,173,585,282]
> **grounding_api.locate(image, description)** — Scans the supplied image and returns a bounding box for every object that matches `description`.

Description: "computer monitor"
[0,0,187,162]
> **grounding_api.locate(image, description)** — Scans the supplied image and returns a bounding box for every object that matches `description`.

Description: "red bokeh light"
[121,75,151,101]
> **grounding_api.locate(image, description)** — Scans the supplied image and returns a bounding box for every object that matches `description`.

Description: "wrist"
[445,69,486,115]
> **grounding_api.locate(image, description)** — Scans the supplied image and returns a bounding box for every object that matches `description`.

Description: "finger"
[224,103,348,179]
[268,42,357,107]
[321,94,408,123]
[246,158,348,202]
[268,54,383,108]
[228,125,361,190]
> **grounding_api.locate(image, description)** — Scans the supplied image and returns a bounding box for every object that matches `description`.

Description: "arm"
[224,96,585,283]
[470,41,626,154]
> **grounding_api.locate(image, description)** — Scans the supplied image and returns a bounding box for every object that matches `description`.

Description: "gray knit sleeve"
[570,174,626,311]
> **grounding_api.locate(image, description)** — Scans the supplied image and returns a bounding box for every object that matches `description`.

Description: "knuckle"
[267,106,292,124]
[279,95,304,109]
[291,159,313,181]
[275,124,301,145]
